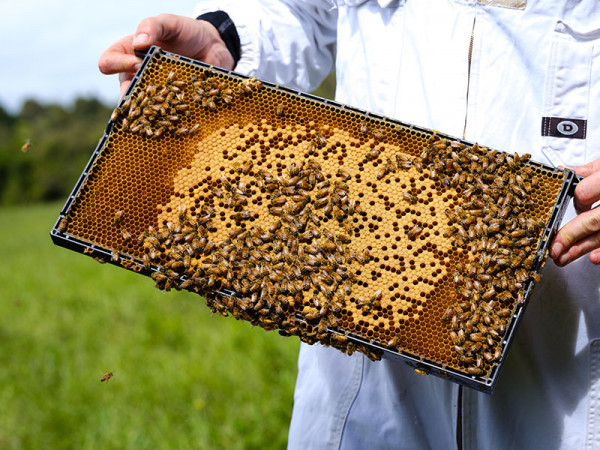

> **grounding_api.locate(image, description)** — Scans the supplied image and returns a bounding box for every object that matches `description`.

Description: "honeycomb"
[59,48,567,385]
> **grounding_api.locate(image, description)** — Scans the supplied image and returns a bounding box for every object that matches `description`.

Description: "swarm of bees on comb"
[111,70,262,139]
[57,49,567,385]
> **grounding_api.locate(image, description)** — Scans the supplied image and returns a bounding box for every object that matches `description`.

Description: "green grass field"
[0,203,299,449]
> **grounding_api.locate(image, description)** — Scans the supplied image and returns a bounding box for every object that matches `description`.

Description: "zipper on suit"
[462,15,477,140]
[457,14,477,450]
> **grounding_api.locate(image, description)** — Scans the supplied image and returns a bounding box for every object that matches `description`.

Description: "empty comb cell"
[51,47,578,393]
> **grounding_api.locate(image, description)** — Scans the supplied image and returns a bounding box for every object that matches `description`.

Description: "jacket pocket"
[541,20,600,168]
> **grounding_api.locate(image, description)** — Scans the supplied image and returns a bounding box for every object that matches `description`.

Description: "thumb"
[131,14,183,50]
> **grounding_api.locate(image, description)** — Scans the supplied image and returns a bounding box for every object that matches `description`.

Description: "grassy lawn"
[0,202,299,449]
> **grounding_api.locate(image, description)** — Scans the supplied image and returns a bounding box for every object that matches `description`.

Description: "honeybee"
[110,249,120,262]
[113,210,124,225]
[101,372,114,382]
[371,290,383,302]
[314,133,327,147]
[58,218,68,232]
[188,123,201,136]
[359,120,370,136]
[469,332,486,343]
[395,154,412,170]
[406,225,423,239]
[365,148,381,161]
[336,169,351,181]
[120,228,132,241]
[241,160,254,175]
[441,306,455,322]
[371,128,384,140]
[376,166,389,180]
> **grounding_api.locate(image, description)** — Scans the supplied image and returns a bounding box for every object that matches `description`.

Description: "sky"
[0,1,198,113]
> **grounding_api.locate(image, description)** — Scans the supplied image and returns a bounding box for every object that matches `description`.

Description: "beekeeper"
[99,1,600,447]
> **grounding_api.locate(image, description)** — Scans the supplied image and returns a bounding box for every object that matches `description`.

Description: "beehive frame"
[51,46,578,393]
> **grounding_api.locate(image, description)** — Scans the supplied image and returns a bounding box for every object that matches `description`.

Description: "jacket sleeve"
[193,0,337,92]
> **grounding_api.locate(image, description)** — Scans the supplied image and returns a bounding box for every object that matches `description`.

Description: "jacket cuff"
[196,11,241,66]
[193,2,260,76]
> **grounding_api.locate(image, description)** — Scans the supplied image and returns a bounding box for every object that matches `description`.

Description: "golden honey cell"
[62,49,566,381]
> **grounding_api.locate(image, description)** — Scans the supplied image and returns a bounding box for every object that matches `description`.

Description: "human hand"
[98,13,235,97]
[550,158,600,266]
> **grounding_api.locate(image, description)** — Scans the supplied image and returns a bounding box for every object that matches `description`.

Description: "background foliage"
[0,74,335,447]
[0,98,114,205]
[0,73,335,206]
[0,202,299,449]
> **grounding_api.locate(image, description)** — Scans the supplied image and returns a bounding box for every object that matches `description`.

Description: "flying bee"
[101,372,114,383]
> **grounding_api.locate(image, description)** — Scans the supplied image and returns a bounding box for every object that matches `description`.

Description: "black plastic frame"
[51,46,579,393]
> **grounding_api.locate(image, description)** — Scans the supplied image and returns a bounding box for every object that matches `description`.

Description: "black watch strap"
[197,11,241,66]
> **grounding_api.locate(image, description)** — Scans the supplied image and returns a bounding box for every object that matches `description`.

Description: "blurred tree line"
[0,98,113,206]
[0,73,335,207]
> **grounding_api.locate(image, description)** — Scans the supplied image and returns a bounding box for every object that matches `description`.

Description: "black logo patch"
[541,117,586,139]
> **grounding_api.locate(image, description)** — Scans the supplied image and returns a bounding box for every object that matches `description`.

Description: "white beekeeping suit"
[194,1,600,448]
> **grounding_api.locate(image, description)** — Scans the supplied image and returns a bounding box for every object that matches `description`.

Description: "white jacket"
[195,1,600,448]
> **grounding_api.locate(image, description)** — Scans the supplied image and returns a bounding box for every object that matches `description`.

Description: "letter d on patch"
[542,116,586,139]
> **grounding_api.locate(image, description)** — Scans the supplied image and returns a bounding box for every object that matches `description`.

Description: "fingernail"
[558,252,571,266]
[133,62,142,72]
[133,33,149,46]
[550,242,563,259]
